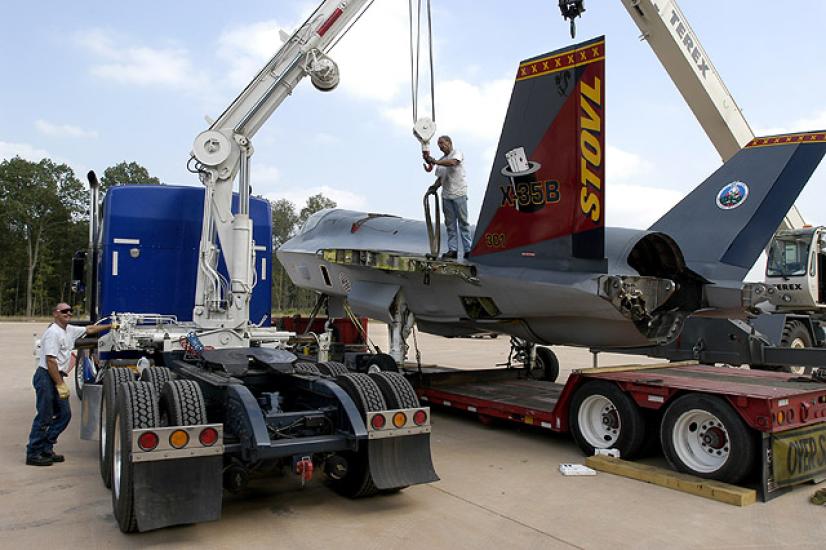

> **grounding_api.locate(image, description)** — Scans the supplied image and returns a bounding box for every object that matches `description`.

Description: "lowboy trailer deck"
[411,362,826,500]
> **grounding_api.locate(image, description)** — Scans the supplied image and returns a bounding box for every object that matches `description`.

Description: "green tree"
[100,161,161,191]
[0,157,87,316]
[298,194,336,227]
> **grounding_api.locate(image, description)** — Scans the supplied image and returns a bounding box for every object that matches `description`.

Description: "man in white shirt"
[26,303,112,466]
[423,135,472,260]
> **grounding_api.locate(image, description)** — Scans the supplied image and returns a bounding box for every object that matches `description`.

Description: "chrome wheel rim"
[671,409,730,473]
[113,415,122,500]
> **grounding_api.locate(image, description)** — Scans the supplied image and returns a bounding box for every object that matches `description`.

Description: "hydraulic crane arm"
[189,0,372,329]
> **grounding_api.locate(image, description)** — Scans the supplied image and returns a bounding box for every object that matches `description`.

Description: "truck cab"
[765,227,826,312]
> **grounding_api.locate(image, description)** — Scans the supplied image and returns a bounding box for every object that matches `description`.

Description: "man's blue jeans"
[26,368,71,458]
[442,196,472,255]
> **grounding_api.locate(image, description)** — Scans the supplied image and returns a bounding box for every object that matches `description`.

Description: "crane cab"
[765,227,826,311]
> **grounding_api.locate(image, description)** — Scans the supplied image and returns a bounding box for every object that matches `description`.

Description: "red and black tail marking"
[471,37,606,271]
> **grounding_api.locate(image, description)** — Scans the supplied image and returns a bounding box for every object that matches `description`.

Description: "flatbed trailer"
[411,362,826,500]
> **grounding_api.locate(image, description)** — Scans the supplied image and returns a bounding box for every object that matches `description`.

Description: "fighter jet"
[277,36,826,353]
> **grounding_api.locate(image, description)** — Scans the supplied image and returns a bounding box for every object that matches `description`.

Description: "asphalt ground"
[1,321,825,549]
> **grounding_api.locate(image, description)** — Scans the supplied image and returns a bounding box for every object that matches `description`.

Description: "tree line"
[0,156,331,317]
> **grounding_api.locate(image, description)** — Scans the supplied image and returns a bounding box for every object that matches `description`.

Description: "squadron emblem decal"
[716,181,749,210]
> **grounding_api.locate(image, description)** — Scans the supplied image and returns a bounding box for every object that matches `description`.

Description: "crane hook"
[558,0,586,39]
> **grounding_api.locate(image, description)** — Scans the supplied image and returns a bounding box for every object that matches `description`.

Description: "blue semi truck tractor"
[72,181,437,533]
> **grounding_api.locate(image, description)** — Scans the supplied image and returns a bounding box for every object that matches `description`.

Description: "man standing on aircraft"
[423,135,472,260]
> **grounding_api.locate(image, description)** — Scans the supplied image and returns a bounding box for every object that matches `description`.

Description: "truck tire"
[293,361,321,375]
[74,352,86,401]
[112,382,160,533]
[317,360,349,376]
[532,347,560,382]
[99,367,135,488]
[362,353,398,373]
[329,374,387,498]
[140,367,174,397]
[660,393,754,484]
[369,371,419,409]
[779,321,813,374]
[569,380,646,459]
[160,380,207,426]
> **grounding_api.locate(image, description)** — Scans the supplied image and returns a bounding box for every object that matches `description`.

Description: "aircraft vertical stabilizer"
[471,37,606,272]
[651,132,826,282]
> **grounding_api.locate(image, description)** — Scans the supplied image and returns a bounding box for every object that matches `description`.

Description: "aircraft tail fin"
[650,132,826,281]
[470,37,606,271]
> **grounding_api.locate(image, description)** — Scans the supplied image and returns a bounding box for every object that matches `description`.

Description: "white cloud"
[265,185,367,211]
[0,141,52,162]
[35,119,98,139]
[313,132,340,145]
[76,29,208,91]
[755,109,826,137]
[217,20,286,89]
[253,163,280,186]
[606,145,654,183]
[606,183,684,229]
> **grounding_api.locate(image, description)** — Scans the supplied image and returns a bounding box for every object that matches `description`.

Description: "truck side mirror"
[71,250,87,293]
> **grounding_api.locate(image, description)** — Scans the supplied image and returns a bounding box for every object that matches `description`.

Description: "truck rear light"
[392,412,407,428]
[199,427,219,446]
[137,431,159,451]
[169,429,190,449]
[776,411,785,425]
[413,410,428,426]
[370,413,386,430]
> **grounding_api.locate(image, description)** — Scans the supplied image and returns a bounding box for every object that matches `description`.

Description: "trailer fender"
[225,385,271,459]
[133,456,222,532]
[368,433,439,489]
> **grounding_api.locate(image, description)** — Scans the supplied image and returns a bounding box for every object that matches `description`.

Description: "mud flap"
[80,383,101,441]
[368,433,439,489]
[133,456,223,532]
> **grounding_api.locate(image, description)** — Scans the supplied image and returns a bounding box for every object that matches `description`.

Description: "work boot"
[812,488,826,505]
[25,455,53,467]
[43,451,65,463]
[441,250,458,260]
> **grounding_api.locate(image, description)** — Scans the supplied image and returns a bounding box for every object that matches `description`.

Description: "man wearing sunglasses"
[26,303,112,466]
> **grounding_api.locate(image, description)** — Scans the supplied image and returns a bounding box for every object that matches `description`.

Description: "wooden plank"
[576,360,696,375]
[585,455,756,507]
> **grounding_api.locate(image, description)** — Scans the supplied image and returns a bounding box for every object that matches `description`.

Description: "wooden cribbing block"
[585,455,756,507]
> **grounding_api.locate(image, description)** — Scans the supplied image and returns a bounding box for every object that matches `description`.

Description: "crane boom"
[618,0,805,230]
[189,0,372,329]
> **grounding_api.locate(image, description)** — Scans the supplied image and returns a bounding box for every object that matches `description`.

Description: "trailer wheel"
[369,371,419,409]
[660,393,754,483]
[160,380,207,426]
[569,380,646,458]
[112,382,159,533]
[329,374,387,498]
[362,353,399,373]
[99,367,135,488]
[318,360,349,376]
[140,366,174,397]
[531,347,560,382]
[293,361,321,375]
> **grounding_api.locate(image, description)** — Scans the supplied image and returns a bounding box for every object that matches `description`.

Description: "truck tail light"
[199,427,219,446]
[370,413,386,430]
[169,429,190,449]
[392,412,407,428]
[137,431,159,451]
[413,410,428,426]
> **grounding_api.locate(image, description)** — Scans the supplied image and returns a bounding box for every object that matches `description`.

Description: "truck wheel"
[569,380,646,458]
[779,321,812,375]
[317,361,349,376]
[329,374,387,498]
[160,380,207,426]
[112,382,160,533]
[660,393,754,484]
[369,371,419,409]
[74,352,86,401]
[362,353,399,373]
[293,361,321,375]
[99,367,135,488]
[140,367,174,397]
[532,347,560,382]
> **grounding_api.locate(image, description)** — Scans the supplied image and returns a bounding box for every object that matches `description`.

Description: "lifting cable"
[409,0,436,126]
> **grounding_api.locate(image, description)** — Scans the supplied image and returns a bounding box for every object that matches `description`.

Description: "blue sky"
[2,1,825,278]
